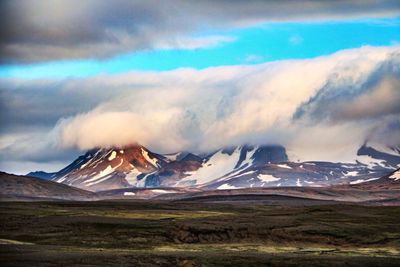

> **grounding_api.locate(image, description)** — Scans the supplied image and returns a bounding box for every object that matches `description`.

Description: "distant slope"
[154,185,400,205]
[0,172,97,201]
[26,171,55,180]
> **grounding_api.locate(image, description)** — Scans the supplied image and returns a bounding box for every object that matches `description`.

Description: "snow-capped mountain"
[28,142,400,192]
[31,144,170,191]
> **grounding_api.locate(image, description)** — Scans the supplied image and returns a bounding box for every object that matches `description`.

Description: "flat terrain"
[1,200,400,266]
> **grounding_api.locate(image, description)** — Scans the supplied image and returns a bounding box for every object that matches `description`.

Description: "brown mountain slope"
[0,172,97,201]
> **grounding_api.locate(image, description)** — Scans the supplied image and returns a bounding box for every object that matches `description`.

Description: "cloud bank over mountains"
[1,46,399,173]
[1,0,399,63]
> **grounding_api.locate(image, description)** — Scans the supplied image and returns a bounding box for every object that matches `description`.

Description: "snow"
[235,170,256,177]
[178,147,242,186]
[83,159,124,185]
[257,174,280,183]
[345,171,359,177]
[151,189,169,194]
[141,148,158,167]
[356,155,387,169]
[134,172,154,187]
[87,148,111,169]
[125,167,143,185]
[304,180,314,184]
[217,183,239,190]
[350,177,379,184]
[237,146,256,168]
[276,164,292,169]
[56,176,67,183]
[124,192,136,196]
[221,170,257,182]
[341,164,356,168]
[108,151,117,161]
[86,173,113,186]
[83,165,113,184]
[389,170,400,181]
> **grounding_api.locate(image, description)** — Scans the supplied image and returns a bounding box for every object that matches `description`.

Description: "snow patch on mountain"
[345,171,359,177]
[141,148,158,167]
[125,167,143,185]
[178,147,241,186]
[276,164,292,169]
[217,183,240,190]
[389,170,400,181]
[257,174,280,183]
[108,151,117,161]
[356,155,387,169]
[83,165,114,185]
[350,177,379,184]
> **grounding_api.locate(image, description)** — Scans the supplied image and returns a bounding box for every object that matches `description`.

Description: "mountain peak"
[27,142,399,192]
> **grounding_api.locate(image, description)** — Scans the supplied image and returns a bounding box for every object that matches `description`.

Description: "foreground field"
[0,200,400,266]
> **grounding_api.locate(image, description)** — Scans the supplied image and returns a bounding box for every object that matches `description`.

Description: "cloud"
[293,50,400,123]
[1,0,399,63]
[156,35,237,50]
[1,46,399,173]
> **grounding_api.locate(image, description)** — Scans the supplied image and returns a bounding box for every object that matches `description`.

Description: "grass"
[0,201,400,266]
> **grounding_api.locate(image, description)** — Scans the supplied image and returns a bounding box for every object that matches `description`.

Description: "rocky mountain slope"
[28,142,400,192]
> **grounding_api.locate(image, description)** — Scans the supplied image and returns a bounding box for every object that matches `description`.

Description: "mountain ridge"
[27,142,400,192]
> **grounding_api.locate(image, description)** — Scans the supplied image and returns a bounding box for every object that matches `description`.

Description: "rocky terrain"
[28,142,400,192]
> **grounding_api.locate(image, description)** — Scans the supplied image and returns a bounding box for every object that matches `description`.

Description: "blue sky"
[1,17,399,79]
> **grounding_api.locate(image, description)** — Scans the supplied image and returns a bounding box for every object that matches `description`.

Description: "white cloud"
[156,35,237,50]
[51,46,400,160]
[1,46,399,173]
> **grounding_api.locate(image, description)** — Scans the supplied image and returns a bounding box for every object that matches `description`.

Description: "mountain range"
[27,142,400,192]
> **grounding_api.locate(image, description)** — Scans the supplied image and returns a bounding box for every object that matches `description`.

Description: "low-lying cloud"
[0,46,399,173]
[57,46,400,157]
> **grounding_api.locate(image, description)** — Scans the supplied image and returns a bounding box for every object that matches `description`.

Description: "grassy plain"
[0,200,399,266]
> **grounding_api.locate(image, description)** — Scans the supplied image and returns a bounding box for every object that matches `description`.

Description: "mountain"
[26,171,55,180]
[47,144,171,191]
[0,172,97,201]
[28,142,400,192]
[347,169,400,190]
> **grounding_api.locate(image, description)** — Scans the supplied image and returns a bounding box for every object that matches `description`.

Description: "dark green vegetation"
[1,201,400,266]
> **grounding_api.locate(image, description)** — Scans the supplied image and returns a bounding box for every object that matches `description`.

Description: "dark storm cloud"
[1,0,399,63]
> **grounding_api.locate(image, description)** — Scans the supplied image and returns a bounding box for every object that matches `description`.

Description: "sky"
[0,0,400,174]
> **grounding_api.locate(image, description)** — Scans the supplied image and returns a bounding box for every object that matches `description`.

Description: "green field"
[1,201,400,266]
